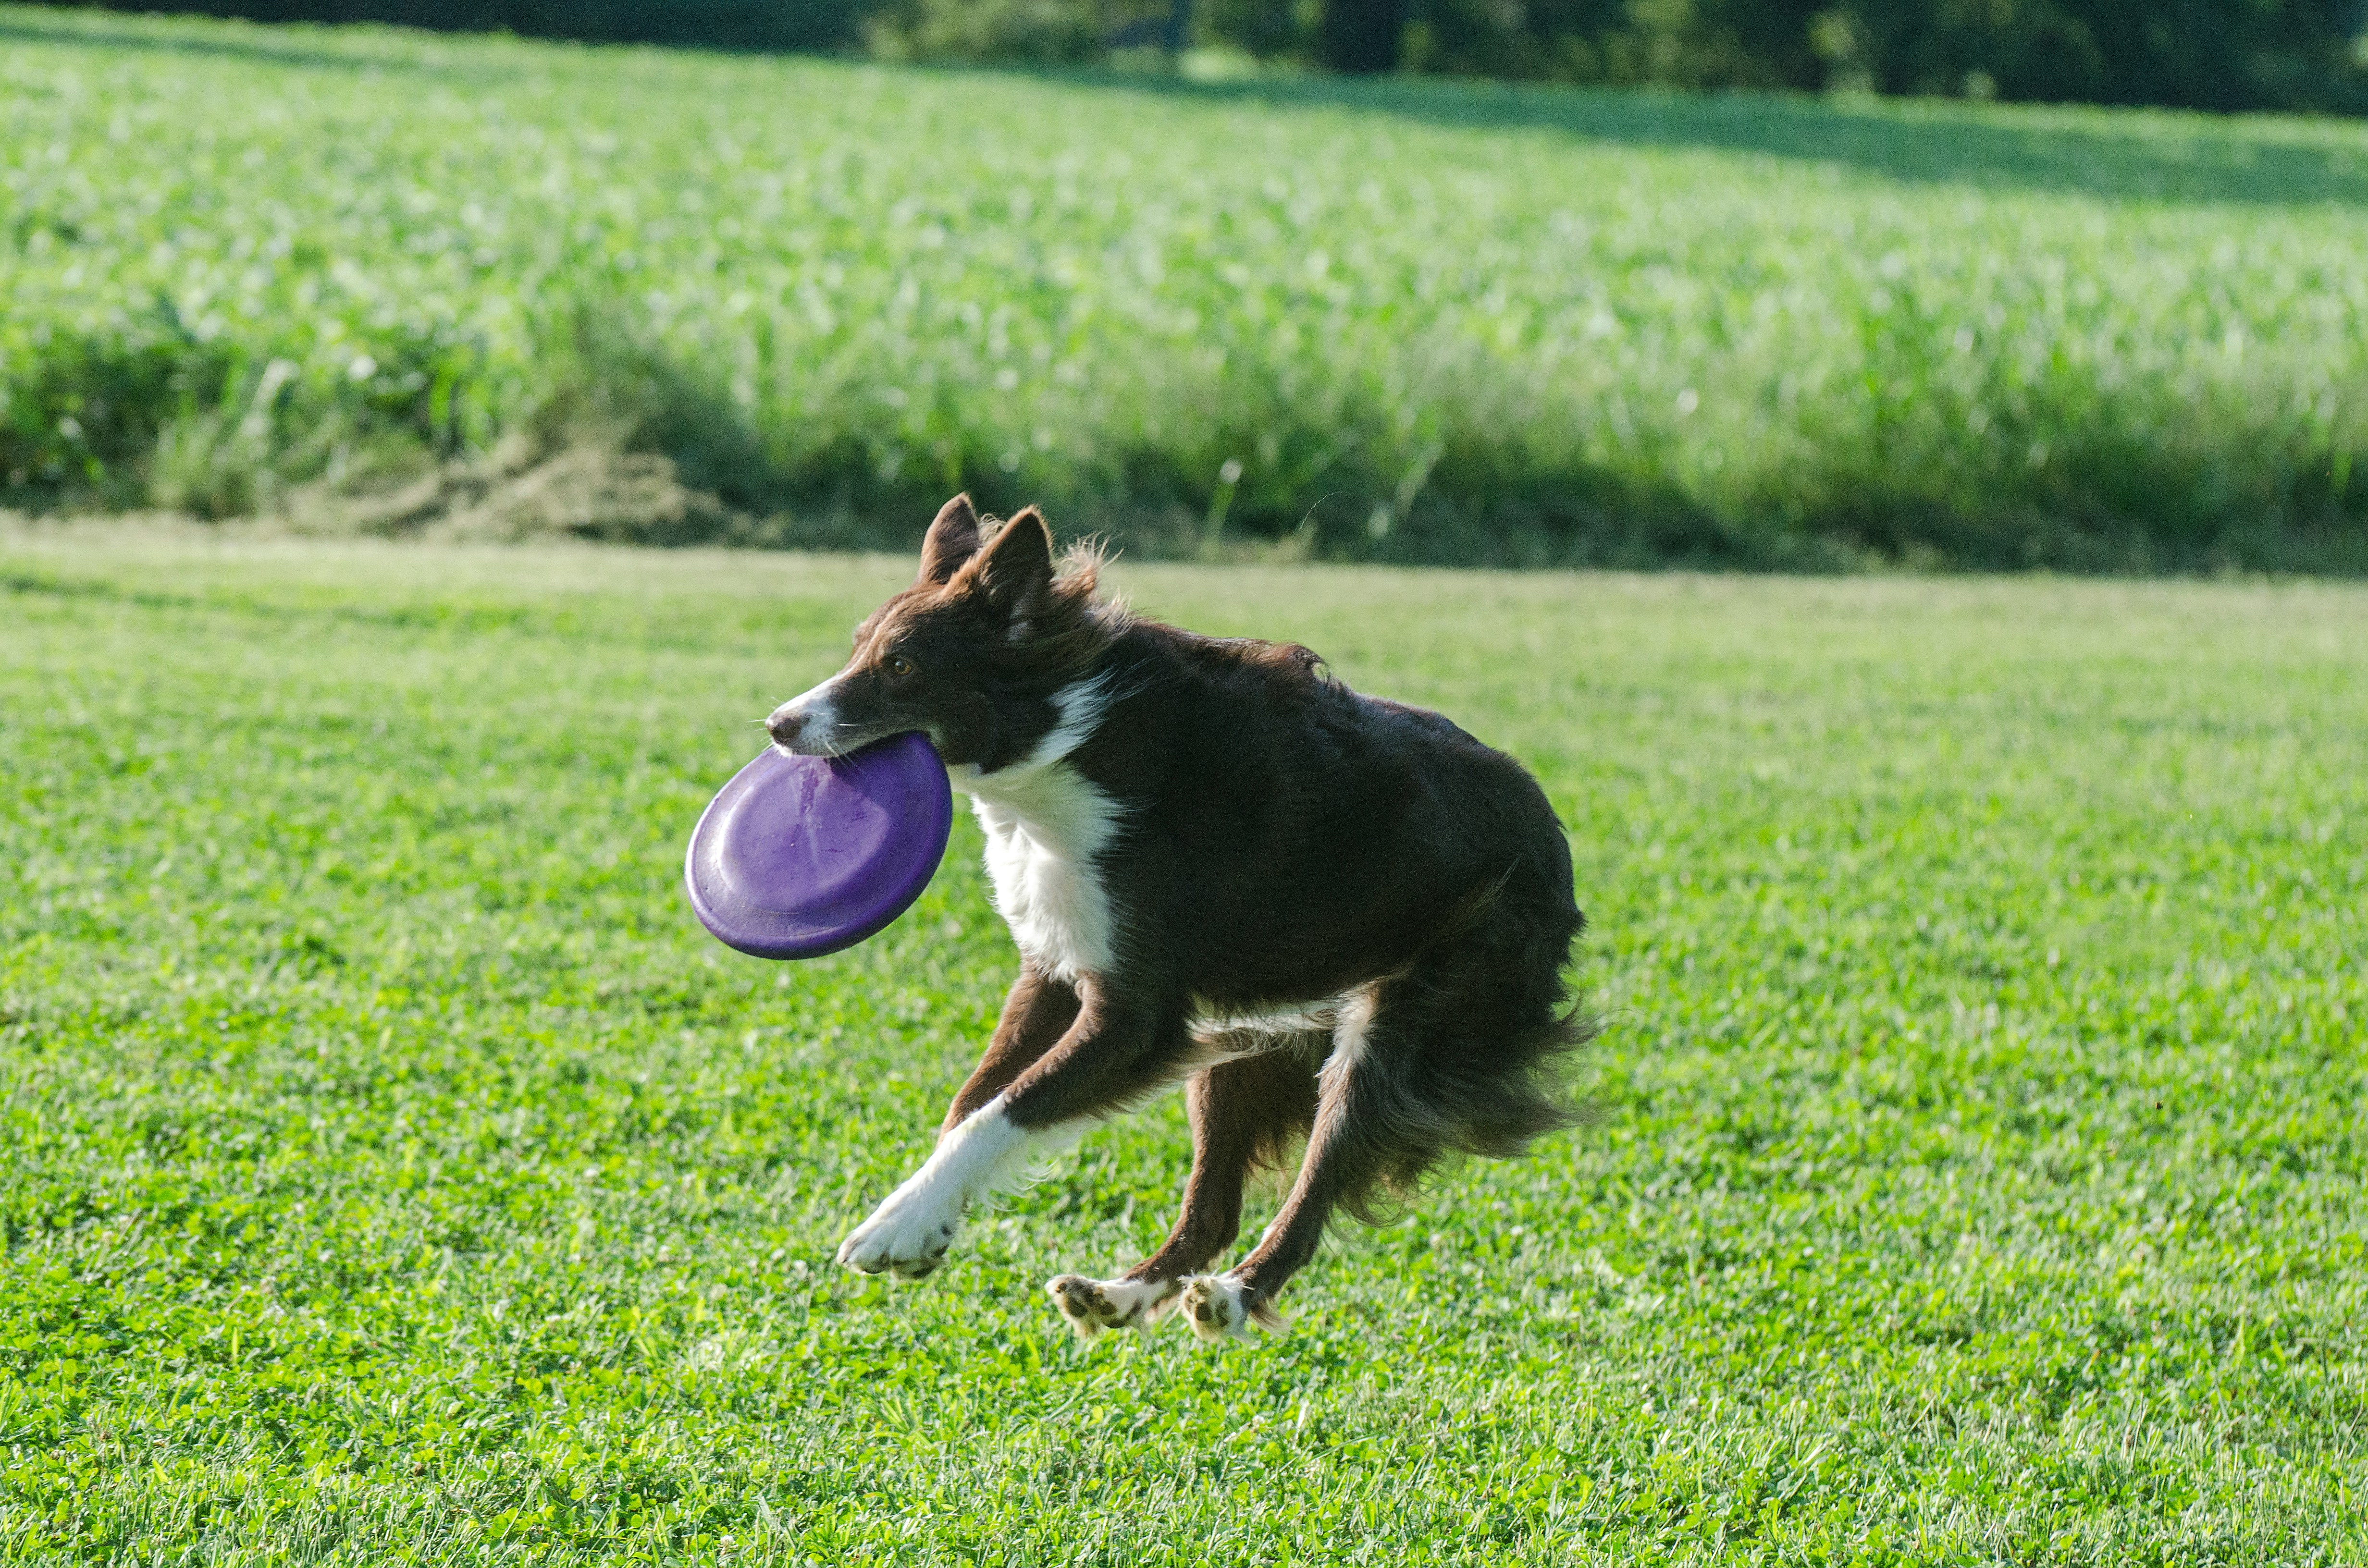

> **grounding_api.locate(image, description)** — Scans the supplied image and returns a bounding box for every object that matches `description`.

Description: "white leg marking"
[1167,993,1373,1341]
[836,1094,1082,1278]
[1319,985,1381,1086]
[1176,1273,1288,1341]
[1045,1274,1183,1338]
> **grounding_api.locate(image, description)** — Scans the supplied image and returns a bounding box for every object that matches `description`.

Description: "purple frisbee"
[684,732,953,961]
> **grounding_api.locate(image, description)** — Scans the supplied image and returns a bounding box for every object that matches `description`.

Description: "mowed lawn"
[1,536,2363,1562]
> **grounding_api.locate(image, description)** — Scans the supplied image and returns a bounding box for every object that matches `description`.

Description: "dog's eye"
[887,654,917,679]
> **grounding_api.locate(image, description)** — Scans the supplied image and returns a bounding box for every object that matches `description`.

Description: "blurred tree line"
[63,0,2368,111]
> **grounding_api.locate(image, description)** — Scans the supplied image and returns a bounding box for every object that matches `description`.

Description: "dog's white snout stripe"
[770,680,842,755]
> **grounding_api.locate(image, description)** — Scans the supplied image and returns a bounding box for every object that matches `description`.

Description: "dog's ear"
[974,507,1054,622]
[918,494,982,585]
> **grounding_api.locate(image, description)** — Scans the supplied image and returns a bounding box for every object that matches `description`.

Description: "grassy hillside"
[2,7,2368,568]
[2,535,2363,1560]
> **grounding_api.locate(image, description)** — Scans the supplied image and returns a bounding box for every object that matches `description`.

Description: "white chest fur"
[959,762,1120,980]
[946,678,1124,981]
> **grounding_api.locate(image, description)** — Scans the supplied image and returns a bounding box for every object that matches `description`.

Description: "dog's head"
[766,495,1117,771]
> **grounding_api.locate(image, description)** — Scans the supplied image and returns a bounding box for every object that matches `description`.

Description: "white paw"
[1046,1274,1181,1338]
[835,1186,962,1279]
[1177,1274,1288,1342]
[835,1099,1056,1280]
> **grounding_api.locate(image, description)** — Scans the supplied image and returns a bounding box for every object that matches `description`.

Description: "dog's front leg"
[939,963,1079,1134]
[836,979,1183,1280]
[833,965,1075,1280]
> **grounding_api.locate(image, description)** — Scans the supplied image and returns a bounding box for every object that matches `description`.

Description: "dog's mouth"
[771,725,874,760]
[766,687,917,761]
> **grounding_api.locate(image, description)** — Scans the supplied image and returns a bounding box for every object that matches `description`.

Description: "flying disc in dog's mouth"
[685,732,952,960]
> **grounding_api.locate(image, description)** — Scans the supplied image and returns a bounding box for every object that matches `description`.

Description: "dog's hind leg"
[1176,982,1455,1340]
[1179,885,1587,1341]
[1048,1044,1317,1338]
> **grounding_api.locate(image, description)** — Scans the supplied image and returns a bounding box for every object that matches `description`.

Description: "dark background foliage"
[61,0,866,49]
[60,0,2368,111]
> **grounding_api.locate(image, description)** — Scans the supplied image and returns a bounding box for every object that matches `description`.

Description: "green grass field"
[2,533,2363,1561]
[4,5,2368,567]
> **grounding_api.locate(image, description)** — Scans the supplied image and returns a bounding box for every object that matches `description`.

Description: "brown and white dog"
[768,496,1589,1340]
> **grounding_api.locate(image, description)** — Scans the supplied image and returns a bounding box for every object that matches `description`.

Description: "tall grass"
[3,5,2367,566]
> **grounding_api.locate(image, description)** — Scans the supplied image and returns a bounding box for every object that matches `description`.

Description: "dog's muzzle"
[765,686,839,754]
[765,706,807,750]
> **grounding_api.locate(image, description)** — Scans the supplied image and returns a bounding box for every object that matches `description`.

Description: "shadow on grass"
[0,15,489,75]
[19,10,2368,207]
[978,66,2368,208]
[18,10,2368,208]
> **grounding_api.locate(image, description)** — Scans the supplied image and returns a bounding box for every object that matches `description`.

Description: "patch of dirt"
[281,436,750,546]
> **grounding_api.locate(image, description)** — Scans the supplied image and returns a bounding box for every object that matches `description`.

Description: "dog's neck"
[945,670,1127,981]
[947,669,1122,803]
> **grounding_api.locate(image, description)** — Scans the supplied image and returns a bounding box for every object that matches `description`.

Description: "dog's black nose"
[765,708,802,747]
